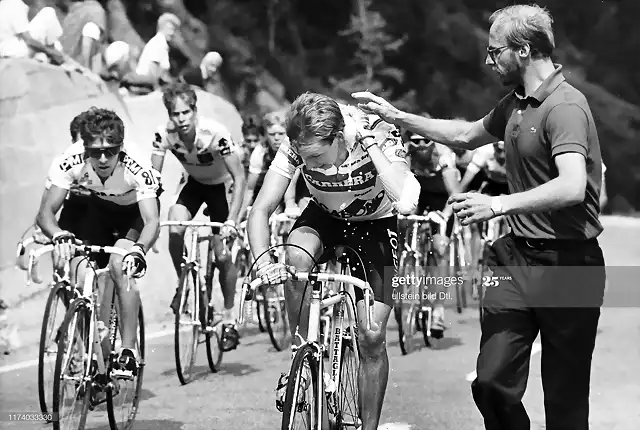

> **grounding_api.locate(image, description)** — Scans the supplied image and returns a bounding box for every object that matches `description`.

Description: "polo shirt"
[483,64,603,240]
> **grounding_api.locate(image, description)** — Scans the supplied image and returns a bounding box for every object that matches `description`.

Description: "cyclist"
[247,92,420,429]
[151,82,246,350]
[405,133,461,337]
[36,108,161,379]
[240,115,263,175]
[240,111,304,220]
[459,141,508,196]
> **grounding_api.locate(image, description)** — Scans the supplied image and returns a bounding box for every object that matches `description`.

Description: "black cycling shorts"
[415,173,454,236]
[176,177,229,232]
[288,200,399,306]
[79,197,158,268]
[482,180,509,196]
[58,193,90,236]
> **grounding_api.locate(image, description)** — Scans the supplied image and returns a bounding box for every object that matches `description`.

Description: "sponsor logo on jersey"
[316,189,386,219]
[120,152,144,175]
[281,145,302,167]
[218,137,232,156]
[59,154,84,172]
[302,160,377,192]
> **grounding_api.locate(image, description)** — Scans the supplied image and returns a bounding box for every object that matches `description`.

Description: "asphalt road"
[1,216,639,430]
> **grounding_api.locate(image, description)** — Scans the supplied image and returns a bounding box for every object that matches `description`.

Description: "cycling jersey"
[152,116,239,185]
[468,144,507,184]
[269,104,407,221]
[408,142,457,178]
[249,144,276,177]
[47,142,161,206]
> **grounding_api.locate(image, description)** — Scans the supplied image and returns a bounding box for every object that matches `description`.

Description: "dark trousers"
[472,234,606,430]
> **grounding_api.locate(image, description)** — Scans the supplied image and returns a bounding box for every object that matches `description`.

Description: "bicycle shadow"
[89,418,183,430]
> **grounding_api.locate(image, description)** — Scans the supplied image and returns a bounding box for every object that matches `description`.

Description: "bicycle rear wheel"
[38,282,70,417]
[264,283,291,351]
[201,280,223,373]
[52,299,91,430]
[174,264,199,384]
[450,234,466,313]
[281,343,320,430]
[107,303,145,430]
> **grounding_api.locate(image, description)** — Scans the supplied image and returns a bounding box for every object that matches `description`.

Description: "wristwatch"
[490,197,504,216]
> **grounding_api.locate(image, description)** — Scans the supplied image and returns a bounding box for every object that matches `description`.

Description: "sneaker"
[430,306,445,339]
[111,348,138,380]
[221,324,240,351]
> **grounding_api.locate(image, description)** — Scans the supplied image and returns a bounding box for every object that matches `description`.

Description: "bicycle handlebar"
[270,212,299,223]
[238,266,374,331]
[160,220,226,228]
[398,212,447,226]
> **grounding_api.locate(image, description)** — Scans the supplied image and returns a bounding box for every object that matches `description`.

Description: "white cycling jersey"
[47,142,161,206]
[152,116,240,185]
[468,143,507,184]
[269,104,407,221]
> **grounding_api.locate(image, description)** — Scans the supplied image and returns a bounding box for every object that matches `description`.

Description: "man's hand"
[220,219,238,240]
[123,244,147,278]
[448,192,496,226]
[284,203,301,218]
[52,231,76,269]
[255,261,291,286]
[351,91,401,124]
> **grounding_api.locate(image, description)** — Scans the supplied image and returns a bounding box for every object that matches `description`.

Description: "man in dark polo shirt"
[352,4,605,430]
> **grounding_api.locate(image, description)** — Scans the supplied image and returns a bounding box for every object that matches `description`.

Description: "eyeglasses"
[487,45,509,62]
[85,146,121,159]
[409,139,432,148]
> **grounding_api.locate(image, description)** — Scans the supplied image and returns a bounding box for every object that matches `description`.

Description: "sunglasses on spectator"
[85,146,121,159]
[409,139,432,147]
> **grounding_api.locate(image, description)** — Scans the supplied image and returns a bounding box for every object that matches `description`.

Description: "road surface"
[0,216,639,429]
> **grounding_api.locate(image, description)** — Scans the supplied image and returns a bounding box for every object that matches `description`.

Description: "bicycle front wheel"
[394,255,418,355]
[38,282,70,417]
[281,343,320,430]
[264,283,291,351]
[334,296,361,429]
[174,265,199,385]
[52,299,91,430]
[107,303,145,430]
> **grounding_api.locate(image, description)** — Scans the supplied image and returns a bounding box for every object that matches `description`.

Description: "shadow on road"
[90,418,184,430]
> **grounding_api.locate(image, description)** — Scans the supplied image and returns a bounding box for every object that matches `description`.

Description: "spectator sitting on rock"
[0,0,64,64]
[59,0,107,73]
[181,51,223,90]
[136,12,180,87]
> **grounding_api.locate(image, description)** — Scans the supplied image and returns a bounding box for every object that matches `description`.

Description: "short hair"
[80,108,125,146]
[489,4,555,58]
[263,110,287,130]
[157,13,181,31]
[286,92,344,150]
[162,82,197,112]
[242,115,264,136]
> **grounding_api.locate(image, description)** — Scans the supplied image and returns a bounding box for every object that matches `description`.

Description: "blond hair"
[489,4,555,58]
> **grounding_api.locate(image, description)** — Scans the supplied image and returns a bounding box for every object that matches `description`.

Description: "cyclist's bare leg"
[212,235,237,318]
[109,238,140,350]
[356,300,392,430]
[167,204,192,276]
[283,226,323,342]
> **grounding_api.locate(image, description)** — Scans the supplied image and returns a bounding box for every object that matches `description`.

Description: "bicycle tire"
[174,264,199,385]
[52,299,91,430]
[451,234,464,314]
[394,254,418,356]
[107,303,145,430]
[256,287,267,333]
[38,282,69,417]
[280,343,320,430]
[333,294,361,429]
[264,283,291,351]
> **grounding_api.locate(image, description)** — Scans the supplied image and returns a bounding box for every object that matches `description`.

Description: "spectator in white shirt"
[0,0,64,64]
[135,12,180,84]
[59,0,108,73]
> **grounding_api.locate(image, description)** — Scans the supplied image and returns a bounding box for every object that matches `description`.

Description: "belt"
[511,234,598,250]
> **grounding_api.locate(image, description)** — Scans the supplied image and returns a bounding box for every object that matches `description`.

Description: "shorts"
[58,193,90,236]
[288,201,398,305]
[176,177,229,232]
[482,180,509,196]
[79,197,157,268]
[415,173,454,236]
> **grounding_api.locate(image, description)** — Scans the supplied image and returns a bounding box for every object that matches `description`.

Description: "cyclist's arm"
[36,185,68,239]
[247,170,292,266]
[284,168,301,208]
[222,151,246,224]
[136,197,161,253]
[599,162,608,210]
[239,171,259,221]
[151,130,168,172]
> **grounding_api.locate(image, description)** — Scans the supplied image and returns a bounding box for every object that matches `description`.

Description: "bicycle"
[239,246,374,430]
[449,216,469,314]
[28,242,145,430]
[160,220,231,385]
